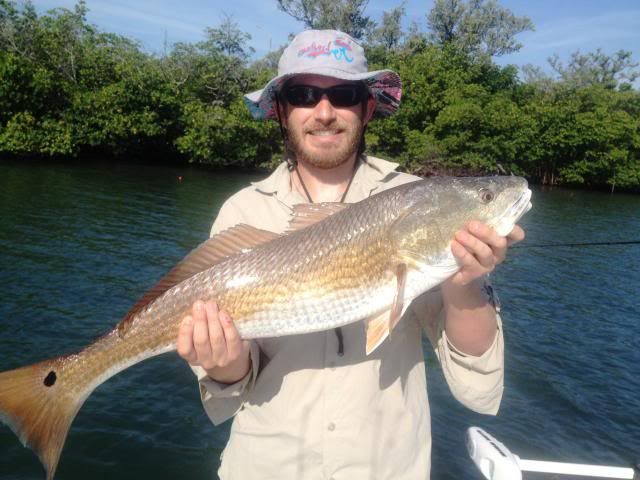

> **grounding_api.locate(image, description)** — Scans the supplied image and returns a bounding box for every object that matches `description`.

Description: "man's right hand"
[177,300,251,384]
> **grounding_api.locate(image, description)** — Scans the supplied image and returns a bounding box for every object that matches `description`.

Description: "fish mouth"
[493,188,532,236]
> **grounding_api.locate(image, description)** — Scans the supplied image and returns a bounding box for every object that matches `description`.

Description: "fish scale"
[0,176,532,479]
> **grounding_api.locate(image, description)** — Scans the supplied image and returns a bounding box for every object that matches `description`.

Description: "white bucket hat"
[244,29,402,120]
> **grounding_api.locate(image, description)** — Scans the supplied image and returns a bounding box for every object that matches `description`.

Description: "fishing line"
[512,240,640,248]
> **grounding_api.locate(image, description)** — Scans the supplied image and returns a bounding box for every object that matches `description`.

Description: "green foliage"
[0,0,638,190]
[427,0,534,57]
[176,98,280,167]
[0,1,179,158]
[549,49,639,90]
[367,3,405,50]
[202,14,254,61]
[276,0,374,40]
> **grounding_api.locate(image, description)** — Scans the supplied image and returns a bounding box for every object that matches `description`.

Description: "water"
[0,161,638,479]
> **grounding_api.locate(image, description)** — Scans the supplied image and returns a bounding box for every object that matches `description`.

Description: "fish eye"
[479,188,495,204]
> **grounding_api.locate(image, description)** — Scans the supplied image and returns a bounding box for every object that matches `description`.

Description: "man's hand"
[177,300,251,384]
[440,222,525,355]
[448,221,525,287]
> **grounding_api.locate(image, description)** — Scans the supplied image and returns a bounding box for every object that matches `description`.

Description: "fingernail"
[194,301,204,311]
[182,316,192,327]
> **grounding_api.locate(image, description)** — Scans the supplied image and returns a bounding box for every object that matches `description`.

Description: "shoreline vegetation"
[1,1,638,192]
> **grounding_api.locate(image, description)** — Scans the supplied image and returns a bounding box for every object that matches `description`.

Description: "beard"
[286,118,363,170]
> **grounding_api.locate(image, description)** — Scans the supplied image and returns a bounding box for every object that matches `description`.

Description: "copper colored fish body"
[0,177,532,478]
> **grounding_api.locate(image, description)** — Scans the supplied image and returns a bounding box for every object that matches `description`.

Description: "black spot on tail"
[44,371,57,387]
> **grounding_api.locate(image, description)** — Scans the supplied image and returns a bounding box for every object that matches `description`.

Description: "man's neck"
[292,155,359,203]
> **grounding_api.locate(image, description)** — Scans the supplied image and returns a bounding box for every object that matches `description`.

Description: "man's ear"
[363,95,376,125]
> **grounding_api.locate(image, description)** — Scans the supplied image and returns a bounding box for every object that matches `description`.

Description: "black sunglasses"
[281,84,367,108]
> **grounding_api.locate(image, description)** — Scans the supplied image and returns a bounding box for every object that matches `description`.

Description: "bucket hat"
[244,29,402,120]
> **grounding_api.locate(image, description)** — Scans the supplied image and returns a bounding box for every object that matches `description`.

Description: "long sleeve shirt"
[191,156,504,480]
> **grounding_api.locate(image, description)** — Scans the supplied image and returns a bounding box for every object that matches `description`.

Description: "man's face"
[281,75,374,170]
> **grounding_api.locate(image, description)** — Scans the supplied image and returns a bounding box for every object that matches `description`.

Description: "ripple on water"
[1,166,639,479]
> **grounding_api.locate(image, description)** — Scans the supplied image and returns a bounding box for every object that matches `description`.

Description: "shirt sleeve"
[210,197,246,236]
[189,197,263,425]
[412,284,504,415]
[191,341,261,425]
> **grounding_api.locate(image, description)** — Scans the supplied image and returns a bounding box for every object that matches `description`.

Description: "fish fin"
[396,250,428,271]
[0,357,89,480]
[389,263,407,332]
[365,310,391,355]
[286,203,349,232]
[117,224,280,337]
[365,264,408,355]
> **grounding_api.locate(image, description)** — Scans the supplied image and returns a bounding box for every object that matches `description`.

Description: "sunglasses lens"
[328,85,364,107]
[283,85,365,107]
[283,86,320,106]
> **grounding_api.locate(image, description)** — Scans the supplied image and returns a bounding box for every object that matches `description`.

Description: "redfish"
[0,177,531,478]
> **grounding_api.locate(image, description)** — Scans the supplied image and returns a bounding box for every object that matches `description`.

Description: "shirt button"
[327,422,336,431]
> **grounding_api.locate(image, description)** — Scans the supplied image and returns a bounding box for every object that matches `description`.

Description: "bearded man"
[177,29,524,479]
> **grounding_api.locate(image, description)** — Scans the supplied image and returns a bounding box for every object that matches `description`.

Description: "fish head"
[391,176,532,266]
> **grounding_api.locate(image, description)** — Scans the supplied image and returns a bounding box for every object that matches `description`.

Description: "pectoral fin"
[365,310,391,355]
[364,263,408,355]
[389,263,407,332]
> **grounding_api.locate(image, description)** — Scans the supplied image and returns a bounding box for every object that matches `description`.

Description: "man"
[177,29,524,479]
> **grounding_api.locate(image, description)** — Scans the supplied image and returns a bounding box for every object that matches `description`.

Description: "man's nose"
[313,94,337,124]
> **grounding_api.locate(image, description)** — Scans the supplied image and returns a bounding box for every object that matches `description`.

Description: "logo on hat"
[298,37,353,63]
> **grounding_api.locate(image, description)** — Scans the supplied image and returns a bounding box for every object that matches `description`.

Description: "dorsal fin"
[117,224,280,337]
[287,202,349,232]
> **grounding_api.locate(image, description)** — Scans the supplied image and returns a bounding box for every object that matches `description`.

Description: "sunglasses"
[281,84,367,108]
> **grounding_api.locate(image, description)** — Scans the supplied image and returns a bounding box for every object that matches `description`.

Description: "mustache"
[303,122,347,134]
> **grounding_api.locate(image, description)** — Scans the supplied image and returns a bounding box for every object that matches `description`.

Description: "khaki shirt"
[193,156,504,480]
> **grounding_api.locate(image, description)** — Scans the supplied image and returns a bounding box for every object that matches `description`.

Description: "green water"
[0,160,639,479]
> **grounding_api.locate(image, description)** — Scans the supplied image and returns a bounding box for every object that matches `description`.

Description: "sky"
[32,0,640,77]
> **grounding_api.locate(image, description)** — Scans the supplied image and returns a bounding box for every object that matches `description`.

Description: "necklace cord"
[294,158,360,204]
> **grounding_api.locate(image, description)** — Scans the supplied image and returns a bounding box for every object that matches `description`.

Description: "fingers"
[204,301,226,366]
[449,239,479,286]
[177,315,196,363]
[454,227,496,269]
[193,301,214,366]
[176,300,238,370]
[219,309,243,362]
[507,224,525,246]
[450,221,524,286]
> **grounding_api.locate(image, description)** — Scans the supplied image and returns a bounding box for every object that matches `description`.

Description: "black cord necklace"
[293,158,359,204]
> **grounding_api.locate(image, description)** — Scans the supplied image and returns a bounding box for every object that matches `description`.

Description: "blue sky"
[33,0,640,76]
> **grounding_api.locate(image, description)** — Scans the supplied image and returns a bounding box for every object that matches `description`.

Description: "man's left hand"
[447,221,525,287]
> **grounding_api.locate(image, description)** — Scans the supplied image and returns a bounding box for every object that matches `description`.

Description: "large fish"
[0,176,531,479]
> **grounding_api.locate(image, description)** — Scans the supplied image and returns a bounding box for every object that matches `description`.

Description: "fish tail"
[0,356,91,480]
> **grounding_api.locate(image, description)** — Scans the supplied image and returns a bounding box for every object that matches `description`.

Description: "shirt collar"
[351,155,400,199]
[252,161,292,196]
[252,155,400,202]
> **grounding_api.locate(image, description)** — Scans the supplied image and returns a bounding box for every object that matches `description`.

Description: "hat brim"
[244,67,402,120]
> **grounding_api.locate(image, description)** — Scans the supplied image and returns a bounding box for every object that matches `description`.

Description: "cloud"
[88,3,204,36]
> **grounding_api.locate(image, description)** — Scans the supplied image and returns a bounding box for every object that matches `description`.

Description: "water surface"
[0,161,638,479]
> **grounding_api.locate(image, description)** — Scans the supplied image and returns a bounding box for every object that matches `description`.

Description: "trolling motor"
[466,427,640,480]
